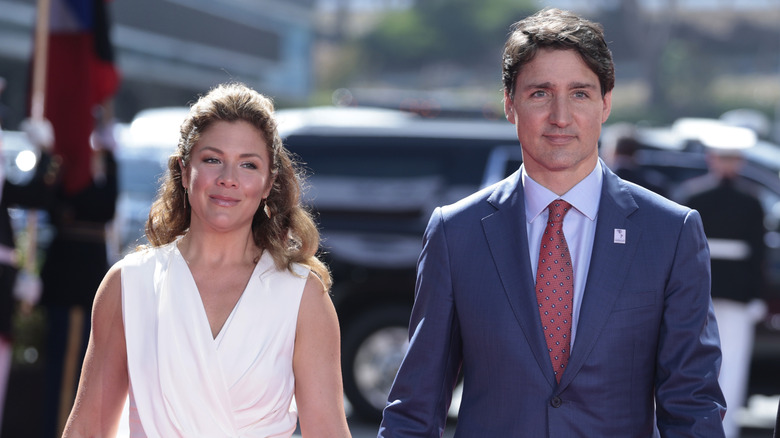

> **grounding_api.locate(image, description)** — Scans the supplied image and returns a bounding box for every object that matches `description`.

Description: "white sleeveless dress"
[120,242,308,438]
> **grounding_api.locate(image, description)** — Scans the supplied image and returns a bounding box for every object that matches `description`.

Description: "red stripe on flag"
[37,0,120,195]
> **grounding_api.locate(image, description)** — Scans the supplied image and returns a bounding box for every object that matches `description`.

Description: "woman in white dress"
[63,83,352,437]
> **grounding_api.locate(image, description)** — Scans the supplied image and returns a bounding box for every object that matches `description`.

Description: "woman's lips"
[209,195,239,206]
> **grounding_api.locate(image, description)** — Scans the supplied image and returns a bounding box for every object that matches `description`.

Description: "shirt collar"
[522,160,603,223]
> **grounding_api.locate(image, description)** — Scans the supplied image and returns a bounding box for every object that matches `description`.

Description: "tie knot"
[547,200,572,223]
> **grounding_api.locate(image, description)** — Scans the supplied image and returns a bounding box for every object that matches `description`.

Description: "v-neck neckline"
[173,243,266,341]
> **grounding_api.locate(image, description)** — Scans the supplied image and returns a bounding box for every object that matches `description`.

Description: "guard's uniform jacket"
[681,175,766,302]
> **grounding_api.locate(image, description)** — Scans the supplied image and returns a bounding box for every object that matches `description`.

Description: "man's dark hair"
[502,8,615,101]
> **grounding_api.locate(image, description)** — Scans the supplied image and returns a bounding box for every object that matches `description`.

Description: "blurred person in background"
[0,78,59,437]
[609,135,669,197]
[0,77,52,436]
[35,103,119,438]
[62,83,351,438]
[379,8,725,437]
[676,139,767,438]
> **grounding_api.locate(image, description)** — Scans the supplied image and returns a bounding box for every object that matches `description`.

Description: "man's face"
[707,153,744,180]
[504,48,612,186]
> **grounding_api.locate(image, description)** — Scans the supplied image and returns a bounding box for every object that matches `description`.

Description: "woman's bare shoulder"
[92,262,124,322]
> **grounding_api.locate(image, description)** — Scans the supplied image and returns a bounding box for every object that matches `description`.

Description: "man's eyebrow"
[521,81,598,90]
[522,81,553,90]
[570,82,598,90]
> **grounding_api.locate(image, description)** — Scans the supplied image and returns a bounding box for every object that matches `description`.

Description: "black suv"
[276,106,521,420]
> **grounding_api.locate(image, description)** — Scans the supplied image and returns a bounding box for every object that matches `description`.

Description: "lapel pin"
[614,229,626,244]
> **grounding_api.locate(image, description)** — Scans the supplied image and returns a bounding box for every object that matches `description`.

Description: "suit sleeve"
[378,207,462,438]
[655,209,726,437]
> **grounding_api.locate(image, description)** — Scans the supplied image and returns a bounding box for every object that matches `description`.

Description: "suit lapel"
[482,172,558,386]
[558,165,641,388]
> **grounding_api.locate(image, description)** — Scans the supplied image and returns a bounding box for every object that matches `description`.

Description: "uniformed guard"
[676,123,768,438]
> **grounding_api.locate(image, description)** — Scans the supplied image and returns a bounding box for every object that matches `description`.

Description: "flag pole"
[32,0,50,121]
[26,0,52,277]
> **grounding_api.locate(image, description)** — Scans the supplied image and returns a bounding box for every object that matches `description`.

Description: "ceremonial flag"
[37,0,120,194]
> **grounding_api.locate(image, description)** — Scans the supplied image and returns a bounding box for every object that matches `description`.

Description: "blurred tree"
[615,0,674,110]
[360,0,535,72]
[660,38,713,113]
[604,0,779,121]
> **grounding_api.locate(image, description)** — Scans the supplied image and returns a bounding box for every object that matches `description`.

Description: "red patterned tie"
[535,200,574,382]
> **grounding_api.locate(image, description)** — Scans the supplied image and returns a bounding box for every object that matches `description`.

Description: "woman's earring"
[263,199,271,219]
[183,188,188,209]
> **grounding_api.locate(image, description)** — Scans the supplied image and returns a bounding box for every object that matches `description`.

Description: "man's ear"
[601,90,613,124]
[503,91,516,124]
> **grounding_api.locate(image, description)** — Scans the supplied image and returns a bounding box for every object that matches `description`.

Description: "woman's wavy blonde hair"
[144,82,331,290]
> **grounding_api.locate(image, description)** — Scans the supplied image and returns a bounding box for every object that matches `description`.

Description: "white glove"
[747,299,768,323]
[20,118,54,151]
[91,120,118,151]
[13,270,41,307]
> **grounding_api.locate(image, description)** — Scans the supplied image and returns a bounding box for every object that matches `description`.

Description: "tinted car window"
[284,135,503,235]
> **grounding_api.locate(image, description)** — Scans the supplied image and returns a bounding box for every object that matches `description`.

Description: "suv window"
[285,134,518,235]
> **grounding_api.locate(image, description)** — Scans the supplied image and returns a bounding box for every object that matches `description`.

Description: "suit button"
[550,396,562,408]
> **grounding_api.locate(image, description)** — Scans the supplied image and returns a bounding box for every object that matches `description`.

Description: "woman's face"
[181,120,273,234]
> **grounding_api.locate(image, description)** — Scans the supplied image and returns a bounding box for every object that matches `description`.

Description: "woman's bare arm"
[294,273,352,438]
[62,263,128,437]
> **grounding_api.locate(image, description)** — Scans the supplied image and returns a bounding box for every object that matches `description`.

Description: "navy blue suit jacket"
[379,163,726,437]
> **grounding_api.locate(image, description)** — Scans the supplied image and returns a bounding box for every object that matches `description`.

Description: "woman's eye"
[241,162,258,169]
[204,157,220,164]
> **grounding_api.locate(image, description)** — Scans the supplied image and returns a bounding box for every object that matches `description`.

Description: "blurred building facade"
[0,0,317,126]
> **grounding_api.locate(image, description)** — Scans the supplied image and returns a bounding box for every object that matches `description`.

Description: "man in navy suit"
[378,8,725,437]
